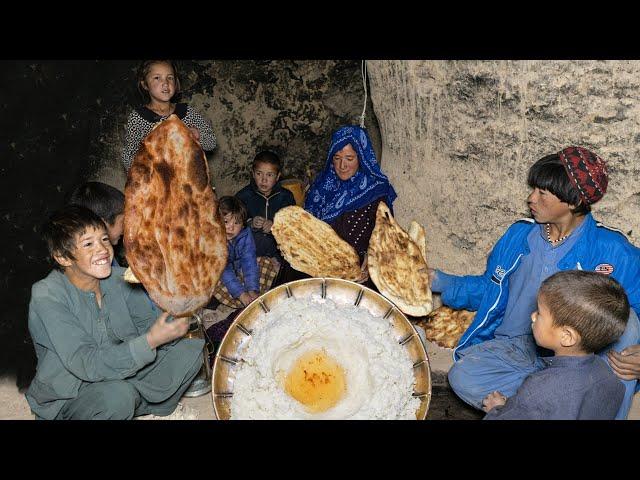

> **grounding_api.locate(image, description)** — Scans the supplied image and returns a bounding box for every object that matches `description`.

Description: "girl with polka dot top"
[121,60,217,171]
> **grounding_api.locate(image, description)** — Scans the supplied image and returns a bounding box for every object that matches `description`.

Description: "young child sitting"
[26,205,203,419]
[67,181,126,266]
[483,270,628,420]
[235,150,296,271]
[212,196,262,310]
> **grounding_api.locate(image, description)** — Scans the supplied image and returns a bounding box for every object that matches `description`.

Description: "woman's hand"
[482,391,507,412]
[146,312,190,349]
[355,254,370,284]
[607,345,640,381]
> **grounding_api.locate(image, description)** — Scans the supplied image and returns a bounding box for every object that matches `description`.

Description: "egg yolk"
[284,349,346,413]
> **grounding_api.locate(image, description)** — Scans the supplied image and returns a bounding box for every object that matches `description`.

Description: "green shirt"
[26,266,203,419]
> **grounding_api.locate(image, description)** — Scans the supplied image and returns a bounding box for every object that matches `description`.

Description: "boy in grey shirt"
[483,270,627,420]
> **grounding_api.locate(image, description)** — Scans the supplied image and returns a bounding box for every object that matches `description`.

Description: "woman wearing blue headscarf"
[304,125,397,264]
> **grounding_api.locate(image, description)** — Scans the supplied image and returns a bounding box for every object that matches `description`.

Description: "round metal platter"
[212,277,432,420]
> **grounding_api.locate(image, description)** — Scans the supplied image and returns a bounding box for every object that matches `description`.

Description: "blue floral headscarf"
[304,125,397,223]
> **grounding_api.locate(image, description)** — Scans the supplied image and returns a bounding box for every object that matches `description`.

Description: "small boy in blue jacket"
[213,196,260,308]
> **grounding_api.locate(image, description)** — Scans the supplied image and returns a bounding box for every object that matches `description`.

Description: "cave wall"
[367,60,640,275]
[93,60,381,197]
[1,60,378,383]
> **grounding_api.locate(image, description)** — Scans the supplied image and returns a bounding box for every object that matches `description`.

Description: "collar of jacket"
[228,226,251,246]
[512,214,595,269]
[249,180,285,200]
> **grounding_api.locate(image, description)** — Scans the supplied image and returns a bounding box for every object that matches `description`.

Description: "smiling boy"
[25,205,203,419]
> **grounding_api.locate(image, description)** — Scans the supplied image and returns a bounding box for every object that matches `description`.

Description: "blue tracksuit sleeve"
[434,225,512,311]
[433,270,487,311]
[611,243,640,318]
[239,232,260,293]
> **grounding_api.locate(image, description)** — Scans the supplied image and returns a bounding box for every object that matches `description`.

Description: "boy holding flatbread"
[25,205,203,419]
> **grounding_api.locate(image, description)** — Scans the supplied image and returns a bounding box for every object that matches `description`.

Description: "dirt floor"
[3,318,639,420]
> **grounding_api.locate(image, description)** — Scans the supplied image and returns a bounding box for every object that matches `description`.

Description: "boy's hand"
[482,391,507,412]
[427,268,436,288]
[146,312,190,349]
[607,345,640,381]
[251,216,265,230]
[239,291,259,306]
[261,219,273,233]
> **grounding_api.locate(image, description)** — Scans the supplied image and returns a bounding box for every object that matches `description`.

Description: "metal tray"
[212,277,432,420]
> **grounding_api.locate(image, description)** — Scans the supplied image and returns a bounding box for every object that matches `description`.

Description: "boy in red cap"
[431,146,640,419]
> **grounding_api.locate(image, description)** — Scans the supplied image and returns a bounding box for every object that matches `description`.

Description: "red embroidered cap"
[558,146,608,205]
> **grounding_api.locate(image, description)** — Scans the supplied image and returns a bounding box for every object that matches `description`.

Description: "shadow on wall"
[1,60,380,390]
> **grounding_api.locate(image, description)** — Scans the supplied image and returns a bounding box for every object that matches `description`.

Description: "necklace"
[545,223,570,244]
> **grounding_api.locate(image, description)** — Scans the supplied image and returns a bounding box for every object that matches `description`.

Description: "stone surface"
[367,60,640,275]
[1,60,377,382]
[94,60,382,198]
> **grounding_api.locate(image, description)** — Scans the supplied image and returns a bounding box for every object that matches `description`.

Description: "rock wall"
[94,60,381,197]
[367,60,640,275]
[1,60,377,383]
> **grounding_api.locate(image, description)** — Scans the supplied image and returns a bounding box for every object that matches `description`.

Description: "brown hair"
[252,150,282,173]
[136,60,181,104]
[539,270,629,352]
[67,181,124,225]
[43,205,108,270]
[218,196,248,225]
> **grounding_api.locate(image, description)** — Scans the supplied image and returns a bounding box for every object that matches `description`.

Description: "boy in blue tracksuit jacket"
[431,147,640,419]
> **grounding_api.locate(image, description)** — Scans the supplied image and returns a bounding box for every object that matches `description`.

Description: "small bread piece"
[417,306,476,349]
[123,267,140,283]
[272,206,361,281]
[368,202,433,317]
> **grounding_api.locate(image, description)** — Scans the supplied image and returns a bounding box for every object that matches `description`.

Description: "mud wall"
[367,60,640,275]
[94,60,381,196]
[1,60,378,384]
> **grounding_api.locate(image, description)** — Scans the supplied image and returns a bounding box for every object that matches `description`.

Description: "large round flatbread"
[416,306,475,349]
[368,202,433,317]
[272,206,361,281]
[124,115,227,316]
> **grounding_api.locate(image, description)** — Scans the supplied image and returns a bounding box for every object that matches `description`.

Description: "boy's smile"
[58,226,114,286]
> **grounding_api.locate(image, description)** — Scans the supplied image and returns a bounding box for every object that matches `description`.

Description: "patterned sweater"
[122,103,217,171]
